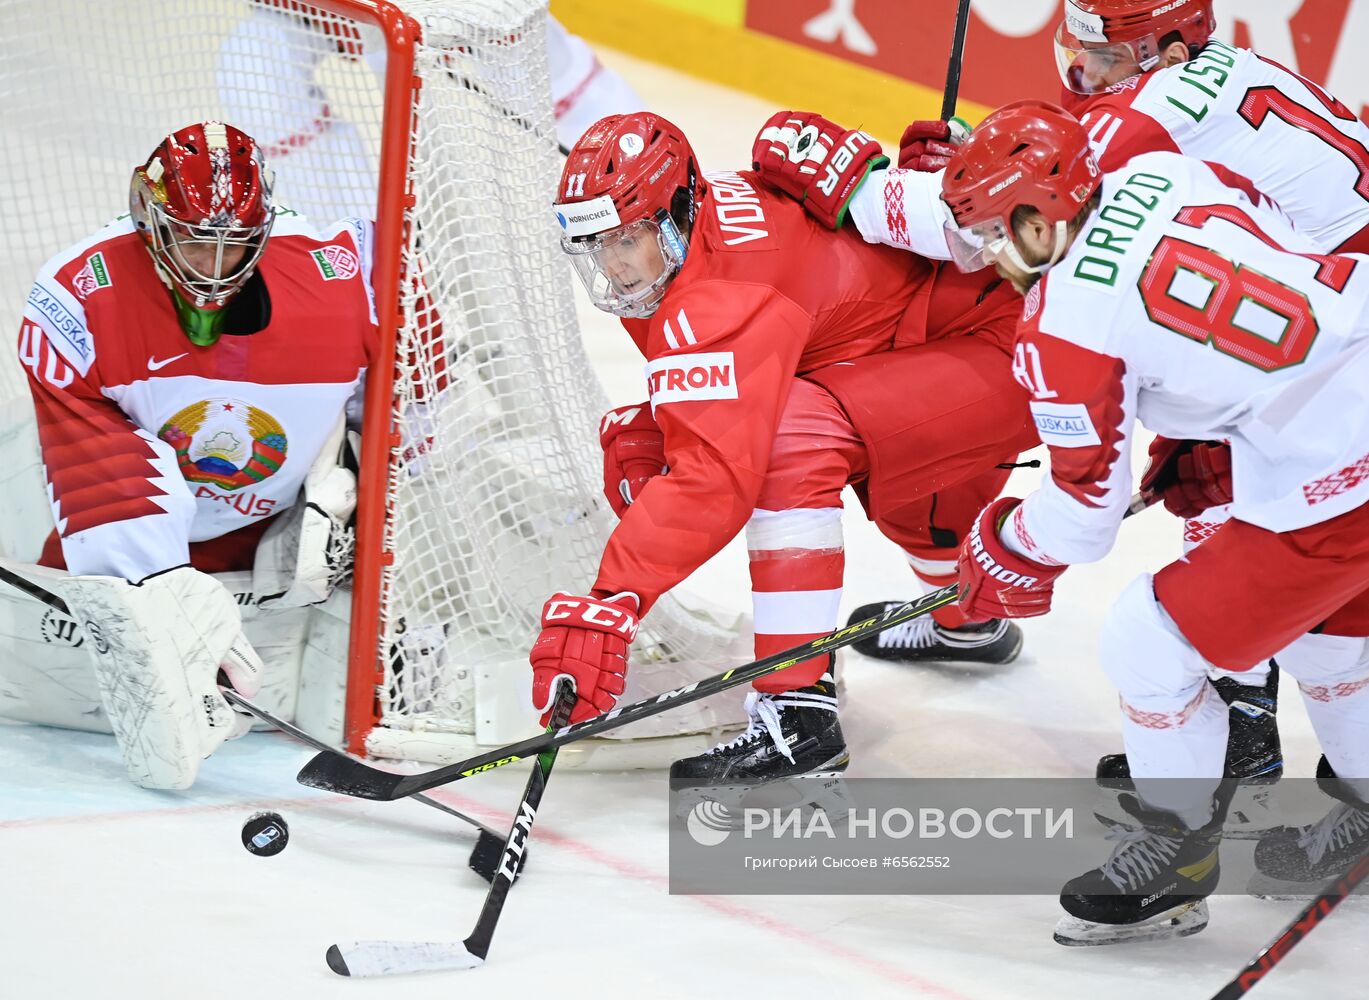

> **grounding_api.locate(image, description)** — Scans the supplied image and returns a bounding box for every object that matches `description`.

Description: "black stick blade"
[296,751,406,799]
[325,944,351,976]
[468,828,527,885]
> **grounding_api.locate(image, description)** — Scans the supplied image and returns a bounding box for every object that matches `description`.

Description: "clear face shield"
[943,217,1013,274]
[560,212,688,319]
[1054,22,1160,95]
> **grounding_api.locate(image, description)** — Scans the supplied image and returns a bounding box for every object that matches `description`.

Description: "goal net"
[0,0,750,764]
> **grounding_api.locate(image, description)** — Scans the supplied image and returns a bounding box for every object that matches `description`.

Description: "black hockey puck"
[241,811,290,857]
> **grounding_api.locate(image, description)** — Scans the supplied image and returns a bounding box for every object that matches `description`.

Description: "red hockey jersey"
[592,169,1016,612]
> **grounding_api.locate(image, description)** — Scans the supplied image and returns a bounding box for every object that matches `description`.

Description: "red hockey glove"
[751,110,889,229]
[957,497,1066,621]
[600,403,667,518]
[1139,437,1233,518]
[530,592,640,726]
[897,120,960,172]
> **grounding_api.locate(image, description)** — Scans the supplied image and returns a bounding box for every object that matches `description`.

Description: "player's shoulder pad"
[1129,40,1251,136]
[22,217,135,377]
[700,170,783,252]
[1057,152,1187,294]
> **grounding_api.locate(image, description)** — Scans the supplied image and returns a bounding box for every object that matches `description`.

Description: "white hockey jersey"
[849,41,1369,261]
[1002,152,1369,568]
[18,212,378,581]
[1075,40,1369,255]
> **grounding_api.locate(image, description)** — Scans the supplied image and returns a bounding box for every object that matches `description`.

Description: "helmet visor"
[943,217,1013,273]
[1054,23,1160,95]
[560,216,686,319]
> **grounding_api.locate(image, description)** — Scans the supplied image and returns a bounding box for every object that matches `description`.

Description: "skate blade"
[1221,787,1280,841]
[1246,873,1369,901]
[1053,899,1209,947]
[672,770,850,820]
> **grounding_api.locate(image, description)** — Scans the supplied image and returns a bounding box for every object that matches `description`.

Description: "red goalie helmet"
[554,113,705,318]
[1056,0,1217,95]
[941,101,1101,274]
[130,121,275,325]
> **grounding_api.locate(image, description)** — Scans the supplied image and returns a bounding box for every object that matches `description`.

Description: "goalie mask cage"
[0,0,749,763]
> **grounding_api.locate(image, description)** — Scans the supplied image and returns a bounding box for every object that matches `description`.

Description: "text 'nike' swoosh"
[147,353,188,371]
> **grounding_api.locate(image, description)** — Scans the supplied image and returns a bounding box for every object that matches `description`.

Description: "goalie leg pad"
[0,560,108,732]
[56,566,263,790]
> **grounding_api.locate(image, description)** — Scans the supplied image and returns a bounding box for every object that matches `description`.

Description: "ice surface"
[1,47,1363,1000]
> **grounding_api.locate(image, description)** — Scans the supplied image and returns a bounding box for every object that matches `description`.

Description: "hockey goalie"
[1,122,372,789]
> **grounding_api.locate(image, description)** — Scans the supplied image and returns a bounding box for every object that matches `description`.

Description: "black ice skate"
[1249,756,1369,898]
[845,601,1022,666]
[1055,792,1226,947]
[669,674,848,791]
[1096,662,1283,791]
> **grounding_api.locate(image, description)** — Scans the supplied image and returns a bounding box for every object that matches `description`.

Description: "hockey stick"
[325,683,578,976]
[1209,851,1369,998]
[296,585,956,800]
[220,690,520,885]
[296,492,1155,801]
[0,560,518,882]
[940,0,974,121]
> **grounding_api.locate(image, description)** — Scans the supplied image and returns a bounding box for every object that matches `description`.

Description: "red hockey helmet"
[1055,0,1217,95]
[130,121,275,319]
[941,101,1100,274]
[553,112,704,318]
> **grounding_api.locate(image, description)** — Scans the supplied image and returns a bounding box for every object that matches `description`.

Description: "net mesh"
[0,0,748,758]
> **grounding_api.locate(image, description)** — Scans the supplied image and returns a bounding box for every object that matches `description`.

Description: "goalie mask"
[130,121,275,344]
[554,113,704,319]
[1055,0,1216,96]
[941,101,1101,277]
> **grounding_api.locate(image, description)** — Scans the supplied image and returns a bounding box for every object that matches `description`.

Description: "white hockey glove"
[255,415,358,610]
[56,566,264,790]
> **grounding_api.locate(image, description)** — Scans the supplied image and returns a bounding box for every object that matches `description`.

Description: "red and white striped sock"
[907,554,971,630]
[747,508,843,694]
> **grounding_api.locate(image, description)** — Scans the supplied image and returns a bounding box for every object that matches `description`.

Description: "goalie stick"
[325,683,577,976]
[0,560,521,884]
[1208,851,1369,999]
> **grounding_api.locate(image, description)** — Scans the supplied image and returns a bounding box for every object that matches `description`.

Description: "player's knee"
[745,507,843,553]
[1276,632,1369,687]
[1100,575,1210,704]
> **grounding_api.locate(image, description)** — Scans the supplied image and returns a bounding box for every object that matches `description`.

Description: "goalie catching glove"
[56,566,264,789]
[751,110,888,229]
[530,591,640,726]
[957,497,1066,622]
[600,402,667,517]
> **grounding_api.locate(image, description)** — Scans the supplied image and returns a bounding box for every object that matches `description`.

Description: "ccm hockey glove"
[957,497,1065,621]
[751,109,888,228]
[530,592,640,726]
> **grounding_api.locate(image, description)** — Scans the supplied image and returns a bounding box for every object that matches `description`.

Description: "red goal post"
[0,0,750,765]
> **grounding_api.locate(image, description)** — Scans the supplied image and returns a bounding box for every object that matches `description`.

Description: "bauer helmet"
[1055,0,1217,95]
[940,101,1101,275]
[553,112,705,318]
[130,121,275,343]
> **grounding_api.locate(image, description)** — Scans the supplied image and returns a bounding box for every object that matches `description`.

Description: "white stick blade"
[326,940,483,976]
